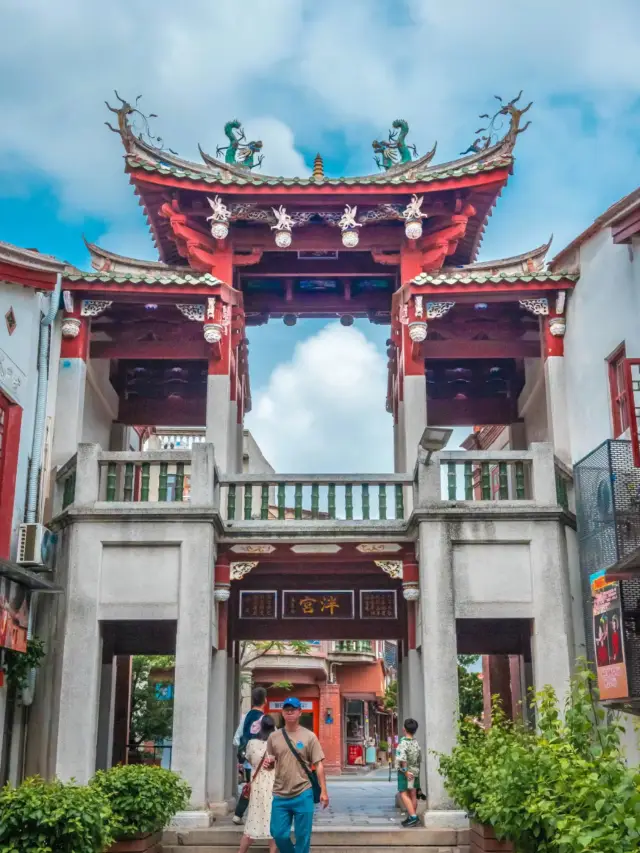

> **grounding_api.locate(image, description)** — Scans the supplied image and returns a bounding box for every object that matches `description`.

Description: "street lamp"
[419,426,453,463]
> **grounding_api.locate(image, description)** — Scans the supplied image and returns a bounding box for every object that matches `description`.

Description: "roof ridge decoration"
[215,120,264,170]
[105,91,178,157]
[83,239,187,275]
[0,240,66,273]
[107,92,535,195]
[442,237,553,275]
[461,91,532,155]
[372,119,428,170]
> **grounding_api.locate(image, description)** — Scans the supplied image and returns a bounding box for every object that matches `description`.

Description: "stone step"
[163,847,470,853]
[163,827,468,848]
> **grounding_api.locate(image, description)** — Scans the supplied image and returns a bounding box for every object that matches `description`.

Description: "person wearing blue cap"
[263,696,328,853]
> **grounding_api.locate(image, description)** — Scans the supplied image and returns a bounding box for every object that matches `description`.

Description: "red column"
[111,655,133,766]
[319,682,342,775]
[0,393,23,559]
[60,308,90,361]
[482,655,514,725]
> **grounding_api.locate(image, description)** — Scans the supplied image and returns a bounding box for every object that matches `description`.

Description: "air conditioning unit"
[17,523,57,569]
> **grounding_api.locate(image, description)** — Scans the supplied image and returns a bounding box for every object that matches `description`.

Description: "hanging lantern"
[203,323,223,343]
[341,229,360,248]
[61,317,81,339]
[214,584,231,602]
[404,219,424,240]
[408,321,428,342]
[210,220,229,240]
[402,194,428,241]
[274,229,293,248]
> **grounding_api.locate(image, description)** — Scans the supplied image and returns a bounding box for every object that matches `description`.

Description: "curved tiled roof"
[410,271,577,287]
[65,269,224,286]
[126,134,513,189]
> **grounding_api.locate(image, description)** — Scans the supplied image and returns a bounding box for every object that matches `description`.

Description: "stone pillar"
[54,456,102,782]
[206,373,233,471]
[530,520,574,701]
[417,520,462,822]
[225,650,238,803]
[401,374,428,474]
[111,656,133,767]
[319,682,342,774]
[53,309,89,468]
[543,310,570,465]
[207,648,229,811]
[406,648,426,758]
[95,659,115,771]
[172,528,215,812]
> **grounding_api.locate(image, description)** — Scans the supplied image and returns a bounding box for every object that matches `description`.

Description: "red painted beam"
[0,262,56,291]
[0,397,22,559]
[426,396,517,427]
[421,340,540,359]
[117,397,206,427]
[91,340,210,360]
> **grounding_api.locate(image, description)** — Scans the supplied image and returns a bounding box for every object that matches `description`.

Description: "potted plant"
[377,740,389,763]
[92,764,190,852]
[0,776,113,853]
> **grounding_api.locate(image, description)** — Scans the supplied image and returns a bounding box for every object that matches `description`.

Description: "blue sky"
[1,0,639,471]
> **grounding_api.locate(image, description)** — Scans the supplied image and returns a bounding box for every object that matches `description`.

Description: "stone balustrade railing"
[53,442,571,520]
[217,473,412,522]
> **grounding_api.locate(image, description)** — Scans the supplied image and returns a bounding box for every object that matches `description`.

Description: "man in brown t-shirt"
[265,697,329,853]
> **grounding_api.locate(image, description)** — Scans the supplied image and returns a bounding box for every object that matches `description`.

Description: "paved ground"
[226,772,405,829]
[316,778,402,826]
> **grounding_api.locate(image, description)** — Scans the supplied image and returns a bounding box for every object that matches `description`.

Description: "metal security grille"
[575,439,640,699]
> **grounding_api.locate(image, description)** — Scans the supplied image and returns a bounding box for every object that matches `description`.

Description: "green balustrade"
[158,463,168,501]
[261,484,269,520]
[464,461,473,500]
[481,463,491,500]
[346,484,353,520]
[123,463,134,502]
[447,462,456,500]
[515,462,526,500]
[294,484,303,520]
[277,483,285,520]
[311,483,319,519]
[328,484,336,519]
[244,485,253,520]
[395,484,404,520]
[175,462,185,502]
[141,462,150,501]
[499,462,508,500]
[362,484,370,520]
[378,484,387,520]
[227,484,237,520]
[106,462,117,502]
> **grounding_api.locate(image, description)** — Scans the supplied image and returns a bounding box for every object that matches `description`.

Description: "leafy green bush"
[0,776,112,853]
[378,740,389,752]
[438,667,640,853]
[91,763,190,839]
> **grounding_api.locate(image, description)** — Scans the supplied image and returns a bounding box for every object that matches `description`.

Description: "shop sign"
[0,577,30,653]
[347,743,364,765]
[269,701,313,711]
[283,590,354,619]
[239,590,278,619]
[591,570,629,700]
[360,590,397,619]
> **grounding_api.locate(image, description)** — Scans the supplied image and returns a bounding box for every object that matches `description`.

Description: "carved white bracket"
[230,561,259,580]
[221,304,232,332]
[519,298,549,316]
[426,301,455,319]
[414,295,424,318]
[176,304,205,322]
[399,304,409,326]
[555,291,566,315]
[81,300,112,317]
[62,291,74,313]
[374,560,403,579]
[402,582,420,602]
[207,297,216,320]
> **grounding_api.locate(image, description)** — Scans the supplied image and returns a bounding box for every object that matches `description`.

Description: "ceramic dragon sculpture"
[461,91,532,154]
[216,120,264,169]
[372,119,417,170]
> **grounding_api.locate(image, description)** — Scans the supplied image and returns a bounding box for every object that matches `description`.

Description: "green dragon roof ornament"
[216,120,264,170]
[372,119,418,171]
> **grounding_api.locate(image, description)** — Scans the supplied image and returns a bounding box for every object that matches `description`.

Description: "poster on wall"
[0,577,30,654]
[590,570,629,700]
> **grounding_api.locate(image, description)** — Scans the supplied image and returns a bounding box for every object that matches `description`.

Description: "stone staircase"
[161,826,471,852]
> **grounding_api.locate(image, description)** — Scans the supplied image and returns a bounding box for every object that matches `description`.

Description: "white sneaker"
[232,816,243,825]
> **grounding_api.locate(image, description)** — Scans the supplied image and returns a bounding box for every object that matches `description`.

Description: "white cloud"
[246,323,393,473]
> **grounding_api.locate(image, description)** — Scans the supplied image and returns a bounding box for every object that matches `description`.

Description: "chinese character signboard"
[0,577,30,653]
[591,570,629,700]
[155,683,174,701]
[240,591,278,619]
[283,590,354,619]
[360,590,397,619]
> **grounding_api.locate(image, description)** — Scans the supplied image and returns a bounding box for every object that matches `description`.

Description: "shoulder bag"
[240,750,267,801]
[281,729,321,804]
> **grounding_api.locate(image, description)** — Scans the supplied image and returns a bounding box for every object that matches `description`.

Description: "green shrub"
[438,666,640,853]
[378,740,388,752]
[91,763,190,839]
[0,776,112,853]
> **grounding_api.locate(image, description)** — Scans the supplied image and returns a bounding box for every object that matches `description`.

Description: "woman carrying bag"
[237,714,278,853]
